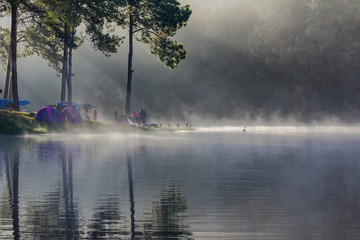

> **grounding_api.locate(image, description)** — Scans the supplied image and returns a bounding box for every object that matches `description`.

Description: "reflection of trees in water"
[144,182,193,239]
[86,197,128,239]
[0,150,20,239]
[61,143,79,239]
[0,151,3,182]
[127,149,193,239]
[0,146,79,239]
[85,150,136,239]
[22,188,63,238]
[22,142,80,239]
[127,151,136,239]
[0,139,192,239]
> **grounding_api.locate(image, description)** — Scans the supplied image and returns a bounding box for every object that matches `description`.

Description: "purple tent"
[35,106,62,123]
[60,106,82,124]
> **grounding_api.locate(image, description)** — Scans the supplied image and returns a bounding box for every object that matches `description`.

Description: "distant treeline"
[136,0,360,123]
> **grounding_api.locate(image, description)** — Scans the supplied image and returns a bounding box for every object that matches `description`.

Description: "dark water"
[1,127,360,239]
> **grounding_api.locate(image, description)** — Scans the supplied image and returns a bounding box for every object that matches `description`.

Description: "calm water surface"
[1,127,360,239]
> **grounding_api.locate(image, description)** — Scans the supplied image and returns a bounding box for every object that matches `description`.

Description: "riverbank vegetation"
[0,110,189,135]
[0,110,108,135]
[0,111,46,134]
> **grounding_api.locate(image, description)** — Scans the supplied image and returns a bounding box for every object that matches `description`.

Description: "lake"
[1,126,360,239]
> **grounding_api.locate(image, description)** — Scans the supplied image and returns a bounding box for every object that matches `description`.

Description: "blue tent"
[0,99,30,108]
[0,99,12,108]
[57,102,79,109]
[19,100,31,106]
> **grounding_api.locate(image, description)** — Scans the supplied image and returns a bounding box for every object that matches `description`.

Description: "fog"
[1,0,360,124]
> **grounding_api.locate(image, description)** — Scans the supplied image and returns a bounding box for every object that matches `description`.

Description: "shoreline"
[0,110,193,135]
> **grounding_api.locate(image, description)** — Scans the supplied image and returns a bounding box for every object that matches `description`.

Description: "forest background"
[1,0,359,124]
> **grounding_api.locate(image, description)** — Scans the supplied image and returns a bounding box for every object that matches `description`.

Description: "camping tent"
[60,106,82,124]
[0,99,12,108]
[35,106,62,123]
[19,100,31,106]
[0,99,30,108]
[79,103,95,111]
[56,102,80,112]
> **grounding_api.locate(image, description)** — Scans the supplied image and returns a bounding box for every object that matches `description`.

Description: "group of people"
[113,107,147,126]
[85,108,97,120]
[83,107,146,125]
[130,108,147,126]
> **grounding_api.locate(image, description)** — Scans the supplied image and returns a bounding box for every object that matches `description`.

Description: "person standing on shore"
[93,108,98,121]
[138,108,147,126]
[114,108,119,121]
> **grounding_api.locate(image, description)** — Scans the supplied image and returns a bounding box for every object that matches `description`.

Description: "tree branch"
[17,36,25,42]
[132,27,158,36]
[132,28,143,34]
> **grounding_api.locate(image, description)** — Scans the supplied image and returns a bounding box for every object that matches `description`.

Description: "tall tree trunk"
[9,78,13,100]
[61,24,69,102]
[67,28,75,106]
[10,4,19,111]
[125,14,134,115]
[4,50,11,99]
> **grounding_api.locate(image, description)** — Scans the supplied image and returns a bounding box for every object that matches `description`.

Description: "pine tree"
[115,0,191,114]
[38,0,124,104]
[0,0,45,110]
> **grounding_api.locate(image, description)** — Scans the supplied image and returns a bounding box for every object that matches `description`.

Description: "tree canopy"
[37,0,124,103]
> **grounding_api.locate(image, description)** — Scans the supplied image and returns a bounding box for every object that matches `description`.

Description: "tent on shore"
[60,106,82,124]
[35,106,62,123]
[0,99,31,109]
[56,102,80,112]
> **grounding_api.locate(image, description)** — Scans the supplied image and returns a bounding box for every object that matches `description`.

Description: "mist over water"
[196,125,360,135]
[1,128,360,239]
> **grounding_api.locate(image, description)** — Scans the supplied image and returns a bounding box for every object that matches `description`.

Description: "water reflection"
[147,182,192,239]
[1,132,360,239]
[127,152,136,239]
[86,197,126,239]
[2,150,20,240]
[23,141,80,239]
[61,143,79,239]
[0,134,193,239]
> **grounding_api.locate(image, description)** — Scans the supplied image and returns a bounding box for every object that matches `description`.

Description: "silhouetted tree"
[0,0,57,105]
[114,0,192,114]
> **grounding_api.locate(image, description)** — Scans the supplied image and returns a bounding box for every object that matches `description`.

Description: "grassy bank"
[0,110,111,135]
[0,110,47,134]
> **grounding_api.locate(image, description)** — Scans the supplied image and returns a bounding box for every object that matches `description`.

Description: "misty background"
[1,0,360,123]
